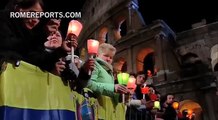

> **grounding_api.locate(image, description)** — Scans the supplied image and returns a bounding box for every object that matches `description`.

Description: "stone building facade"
[77,0,218,119]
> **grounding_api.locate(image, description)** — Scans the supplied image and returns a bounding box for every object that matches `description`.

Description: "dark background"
[1,0,218,33]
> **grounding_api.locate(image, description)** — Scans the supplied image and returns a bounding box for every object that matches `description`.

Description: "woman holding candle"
[134,71,146,99]
[160,94,177,120]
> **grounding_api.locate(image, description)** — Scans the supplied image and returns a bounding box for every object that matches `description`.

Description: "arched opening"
[181,52,201,66]
[98,27,108,44]
[113,57,127,73]
[120,20,127,37]
[136,48,154,73]
[211,44,218,71]
[214,63,218,71]
[113,15,126,40]
[143,52,155,76]
[180,52,208,76]
[179,100,203,120]
[121,61,127,72]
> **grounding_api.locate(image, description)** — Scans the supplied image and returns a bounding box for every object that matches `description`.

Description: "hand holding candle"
[153,101,160,110]
[141,84,149,99]
[117,72,130,103]
[172,101,179,110]
[127,76,136,91]
[66,20,83,63]
[87,39,99,75]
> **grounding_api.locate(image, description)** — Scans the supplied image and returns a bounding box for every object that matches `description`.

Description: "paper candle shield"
[87,39,99,54]
[67,20,83,37]
[117,73,130,85]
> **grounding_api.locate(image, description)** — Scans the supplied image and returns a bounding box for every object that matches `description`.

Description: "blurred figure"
[44,30,63,51]
[0,0,43,62]
[135,71,146,99]
[160,94,177,120]
[126,72,155,120]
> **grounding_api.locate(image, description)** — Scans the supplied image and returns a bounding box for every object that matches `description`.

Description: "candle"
[172,101,179,110]
[87,39,99,75]
[87,39,99,55]
[150,93,157,101]
[117,73,130,85]
[154,101,160,110]
[117,72,130,103]
[141,84,148,99]
[127,76,136,90]
[67,20,83,36]
[67,20,83,62]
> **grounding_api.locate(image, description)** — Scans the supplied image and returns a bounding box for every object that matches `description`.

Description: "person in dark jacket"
[161,94,177,120]
[0,0,44,62]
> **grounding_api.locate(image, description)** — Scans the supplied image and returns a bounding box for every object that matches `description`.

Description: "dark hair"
[136,71,148,80]
[5,0,44,11]
[136,71,145,76]
[160,93,174,105]
[129,72,136,78]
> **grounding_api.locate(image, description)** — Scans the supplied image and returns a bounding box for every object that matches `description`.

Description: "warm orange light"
[172,101,179,110]
[150,93,157,101]
[87,39,99,54]
[187,109,193,115]
[127,76,136,90]
[141,87,149,94]
[67,20,83,37]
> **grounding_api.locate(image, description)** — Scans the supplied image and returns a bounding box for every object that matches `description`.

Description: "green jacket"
[87,57,115,97]
[87,58,124,120]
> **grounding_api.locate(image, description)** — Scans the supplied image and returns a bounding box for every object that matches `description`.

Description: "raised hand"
[115,84,129,94]
[82,58,95,74]
[46,19,61,34]
[62,33,78,52]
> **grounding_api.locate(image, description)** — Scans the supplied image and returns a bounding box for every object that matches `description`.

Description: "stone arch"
[136,48,154,72]
[211,44,218,71]
[143,52,155,76]
[98,27,108,44]
[113,15,127,40]
[113,57,127,73]
[179,100,203,120]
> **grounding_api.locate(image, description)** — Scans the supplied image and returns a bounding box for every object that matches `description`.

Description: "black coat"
[0,10,34,61]
[0,10,66,71]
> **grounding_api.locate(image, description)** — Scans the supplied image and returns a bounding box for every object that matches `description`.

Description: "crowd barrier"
[0,61,126,120]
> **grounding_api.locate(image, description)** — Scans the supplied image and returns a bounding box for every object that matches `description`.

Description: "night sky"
[138,0,218,32]
[1,0,218,33]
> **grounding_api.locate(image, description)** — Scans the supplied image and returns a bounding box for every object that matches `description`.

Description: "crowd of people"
[0,0,195,120]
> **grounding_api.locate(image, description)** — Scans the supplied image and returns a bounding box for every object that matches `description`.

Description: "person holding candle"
[25,18,67,72]
[160,93,177,120]
[126,72,155,120]
[134,71,146,99]
[80,43,129,120]
[0,0,72,73]
[126,72,147,120]
[23,16,94,89]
